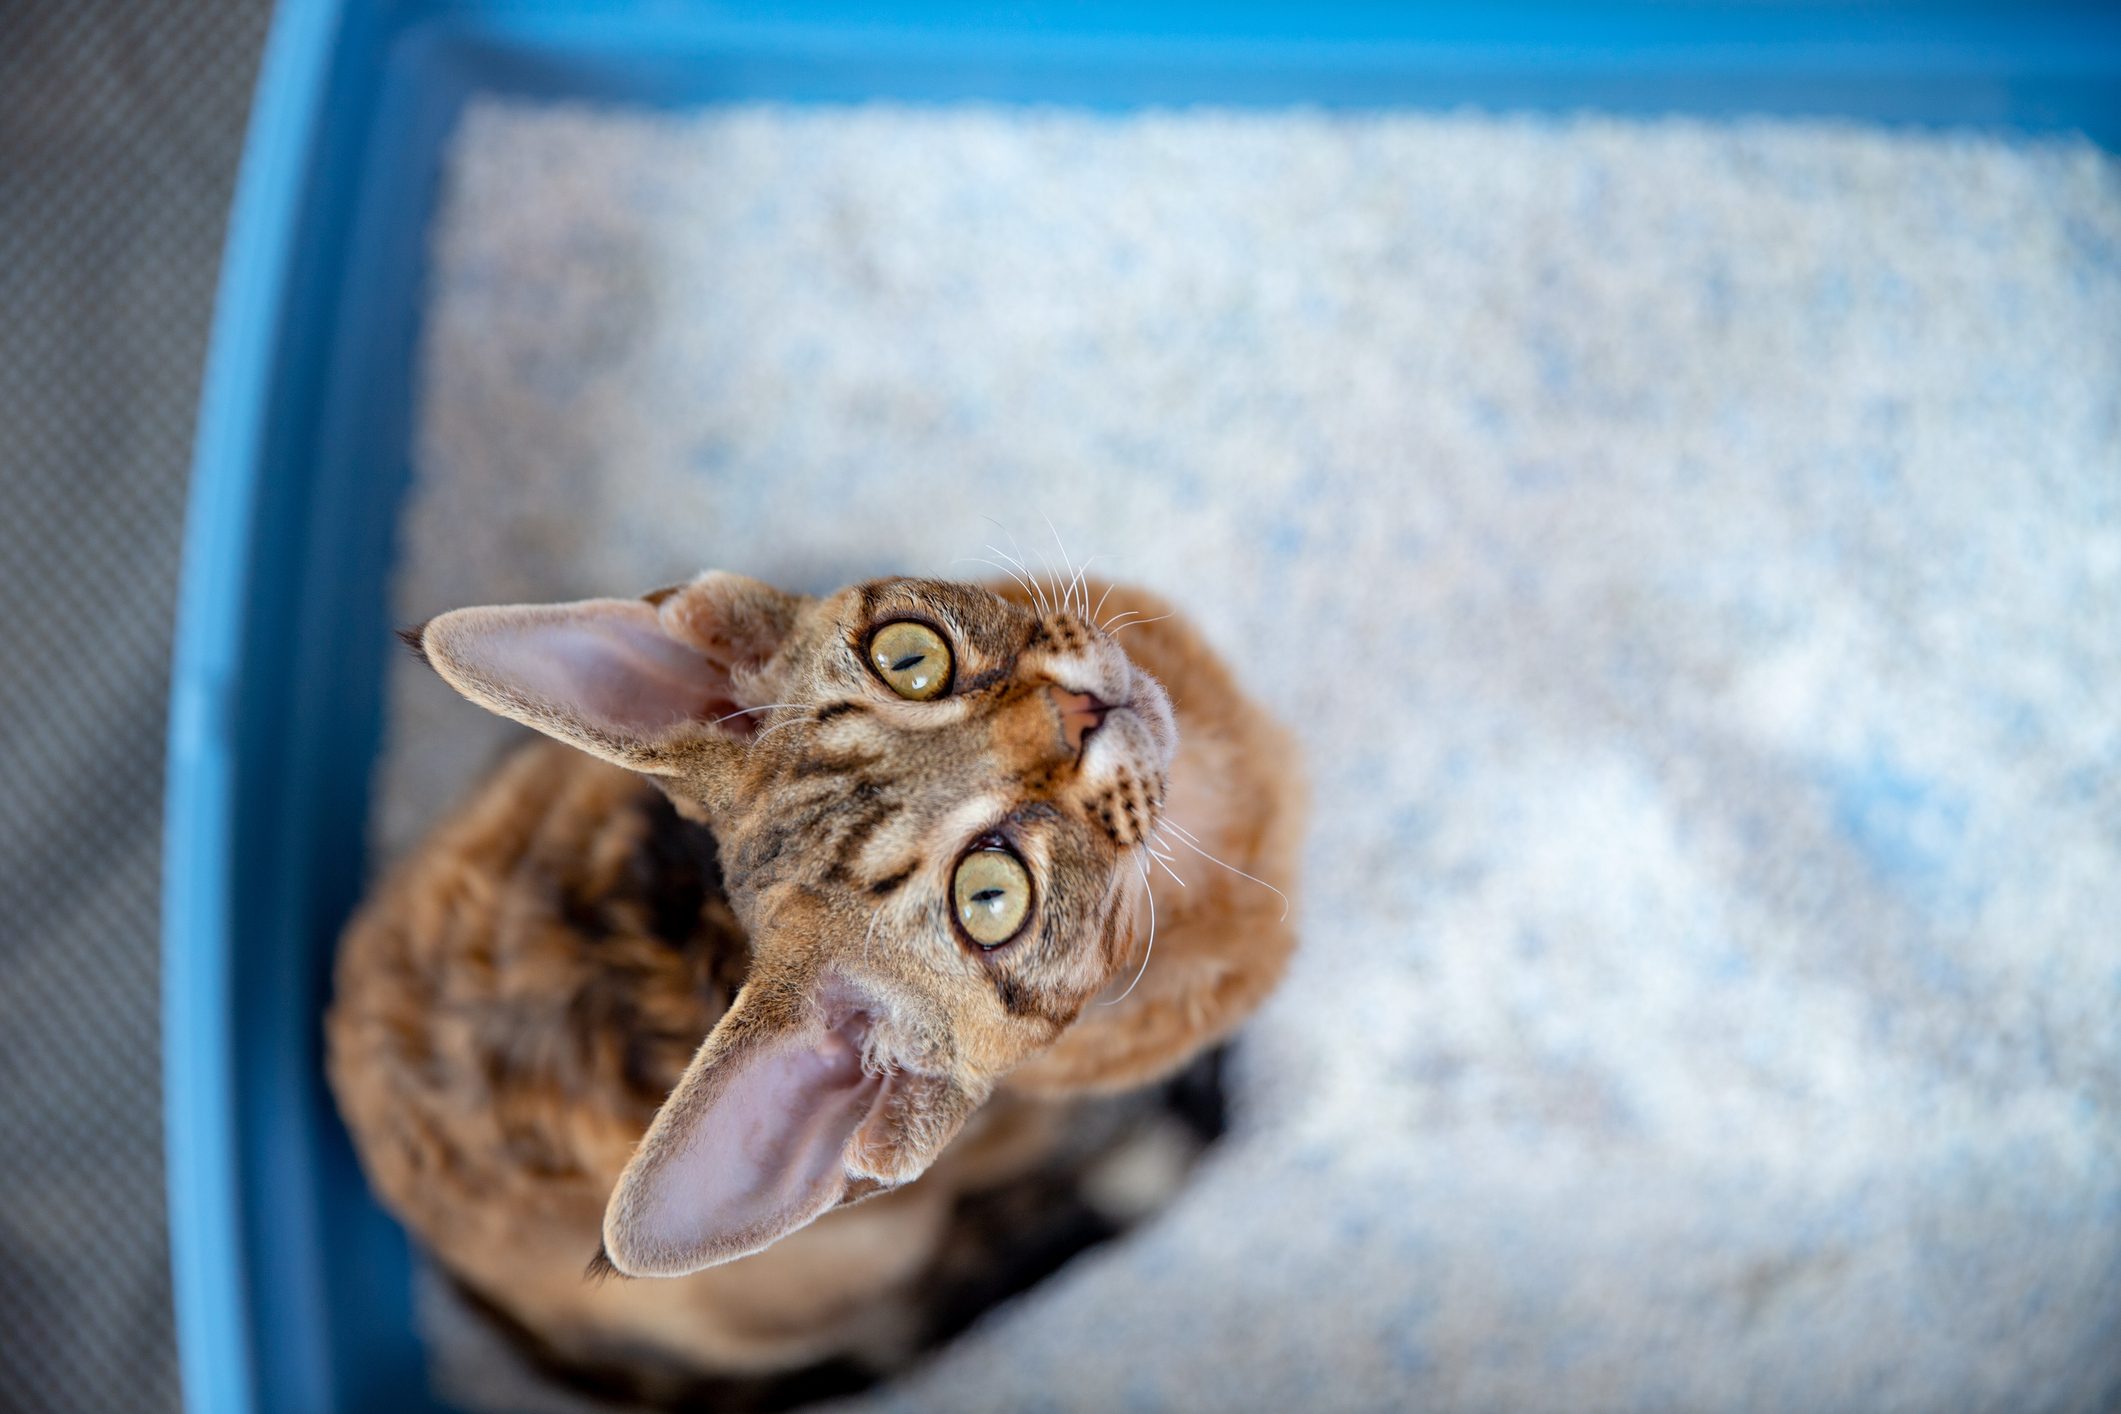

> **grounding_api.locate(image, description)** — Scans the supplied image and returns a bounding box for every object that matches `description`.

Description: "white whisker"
[979,530,1030,573]
[750,713,813,746]
[1062,552,1113,619]
[954,555,1038,600]
[1162,820,1290,921]
[1065,561,1093,617]
[983,518,1052,615]
[1020,529,1064,613]
[1151,852,1188,888]
[861,902,885,965]
[1091,581,1119,623]
[1102,851,1157,1007]
[1041,511,1082,615]
[1109,611,1174,636]
[980,541,1033,580]
[709,703,801,726]
[1030,558,1064,616]
[982,542,1049,612]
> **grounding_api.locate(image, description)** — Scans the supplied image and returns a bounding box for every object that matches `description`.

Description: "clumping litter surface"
[380,104,2121,1412]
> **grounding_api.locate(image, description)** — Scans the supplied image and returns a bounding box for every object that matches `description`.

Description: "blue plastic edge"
[163,3,345,1413]
[164,4,2121,1413]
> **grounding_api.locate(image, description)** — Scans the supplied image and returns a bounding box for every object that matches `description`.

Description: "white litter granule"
[381,103,2121,1412]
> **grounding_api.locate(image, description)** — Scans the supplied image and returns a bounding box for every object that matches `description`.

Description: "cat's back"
[327,738,746,1259]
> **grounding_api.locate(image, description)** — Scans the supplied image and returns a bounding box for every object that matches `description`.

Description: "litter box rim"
[165,4,2121,1412]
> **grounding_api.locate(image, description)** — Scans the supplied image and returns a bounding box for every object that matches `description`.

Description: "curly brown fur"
[327,574,1302,1379]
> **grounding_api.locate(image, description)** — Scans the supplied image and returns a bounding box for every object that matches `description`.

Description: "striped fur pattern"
[328,573,1303,1379]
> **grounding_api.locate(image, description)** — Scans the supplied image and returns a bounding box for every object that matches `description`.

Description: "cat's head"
[413,572,1177,1275]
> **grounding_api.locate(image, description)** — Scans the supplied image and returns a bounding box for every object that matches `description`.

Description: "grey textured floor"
[0,3,269,1410]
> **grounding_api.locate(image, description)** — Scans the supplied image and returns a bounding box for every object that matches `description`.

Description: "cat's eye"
[869,621,953,700]
[953,848,1032,949]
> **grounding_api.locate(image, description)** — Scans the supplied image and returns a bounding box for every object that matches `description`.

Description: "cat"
[328,569,1303,1387]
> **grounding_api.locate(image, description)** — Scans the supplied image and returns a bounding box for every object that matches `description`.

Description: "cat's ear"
[599,968,979,1277]
[412,572,804,773]
[649,570,804,676]
[599,989,885,1275]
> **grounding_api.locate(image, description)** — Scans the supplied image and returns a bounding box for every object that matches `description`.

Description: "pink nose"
[1046,686,1111,755]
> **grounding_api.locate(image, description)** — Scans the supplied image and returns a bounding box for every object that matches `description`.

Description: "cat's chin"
[1125,674,1180,768]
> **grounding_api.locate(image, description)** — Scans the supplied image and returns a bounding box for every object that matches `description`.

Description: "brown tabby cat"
[327,570,1302,1384]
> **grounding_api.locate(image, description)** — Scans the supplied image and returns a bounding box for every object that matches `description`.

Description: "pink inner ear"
[604,1016,887,1275]
[441,599,742,740]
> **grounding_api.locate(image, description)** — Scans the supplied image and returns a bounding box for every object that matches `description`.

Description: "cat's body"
[328,577,1301,1382]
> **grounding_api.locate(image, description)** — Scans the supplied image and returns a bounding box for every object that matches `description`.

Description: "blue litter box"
[164,3,2121,1410]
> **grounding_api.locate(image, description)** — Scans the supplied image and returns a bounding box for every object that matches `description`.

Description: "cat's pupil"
[972,889,1004,905]
[891,653,926,672]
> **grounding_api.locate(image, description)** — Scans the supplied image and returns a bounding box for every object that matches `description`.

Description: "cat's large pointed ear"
[600,989,887,1275]
[412,572,803,773]
[602,959,983,1277]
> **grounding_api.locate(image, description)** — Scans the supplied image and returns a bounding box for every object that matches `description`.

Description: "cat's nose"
[1046,685,1110,755]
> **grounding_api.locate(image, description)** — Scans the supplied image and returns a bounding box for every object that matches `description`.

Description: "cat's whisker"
[1063,552,1112,618]
[1029,554,1065,616]
[1006,520,1067,616]
[978,528,1030,572]
[749,713,814,746]
[999,549,1055,618]
[1101,608,1146,631]
[984,551,1052,614]
[953,555,1039,601]
[861,901,886,966]
[1161,819,1290,921]
[709,703,802,727]
[1090,579,1128,626]
[1026,519,1075,619]
[1144,830,1186,880]
[1064,558,1097,618]
[1060,559,1094,614]
[982,518,1053,616]
[1101,851,1157,1007]
[987,560,1041,614]
[1040,511,1083,616]
[1109,611,1175,637]
[977,540,1034,582]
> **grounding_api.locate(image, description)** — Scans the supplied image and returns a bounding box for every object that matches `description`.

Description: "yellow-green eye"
[953,848,1032,948]
[869,621,952,700]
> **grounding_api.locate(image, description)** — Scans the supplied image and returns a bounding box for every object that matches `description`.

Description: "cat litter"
[379,103,2121,1411]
